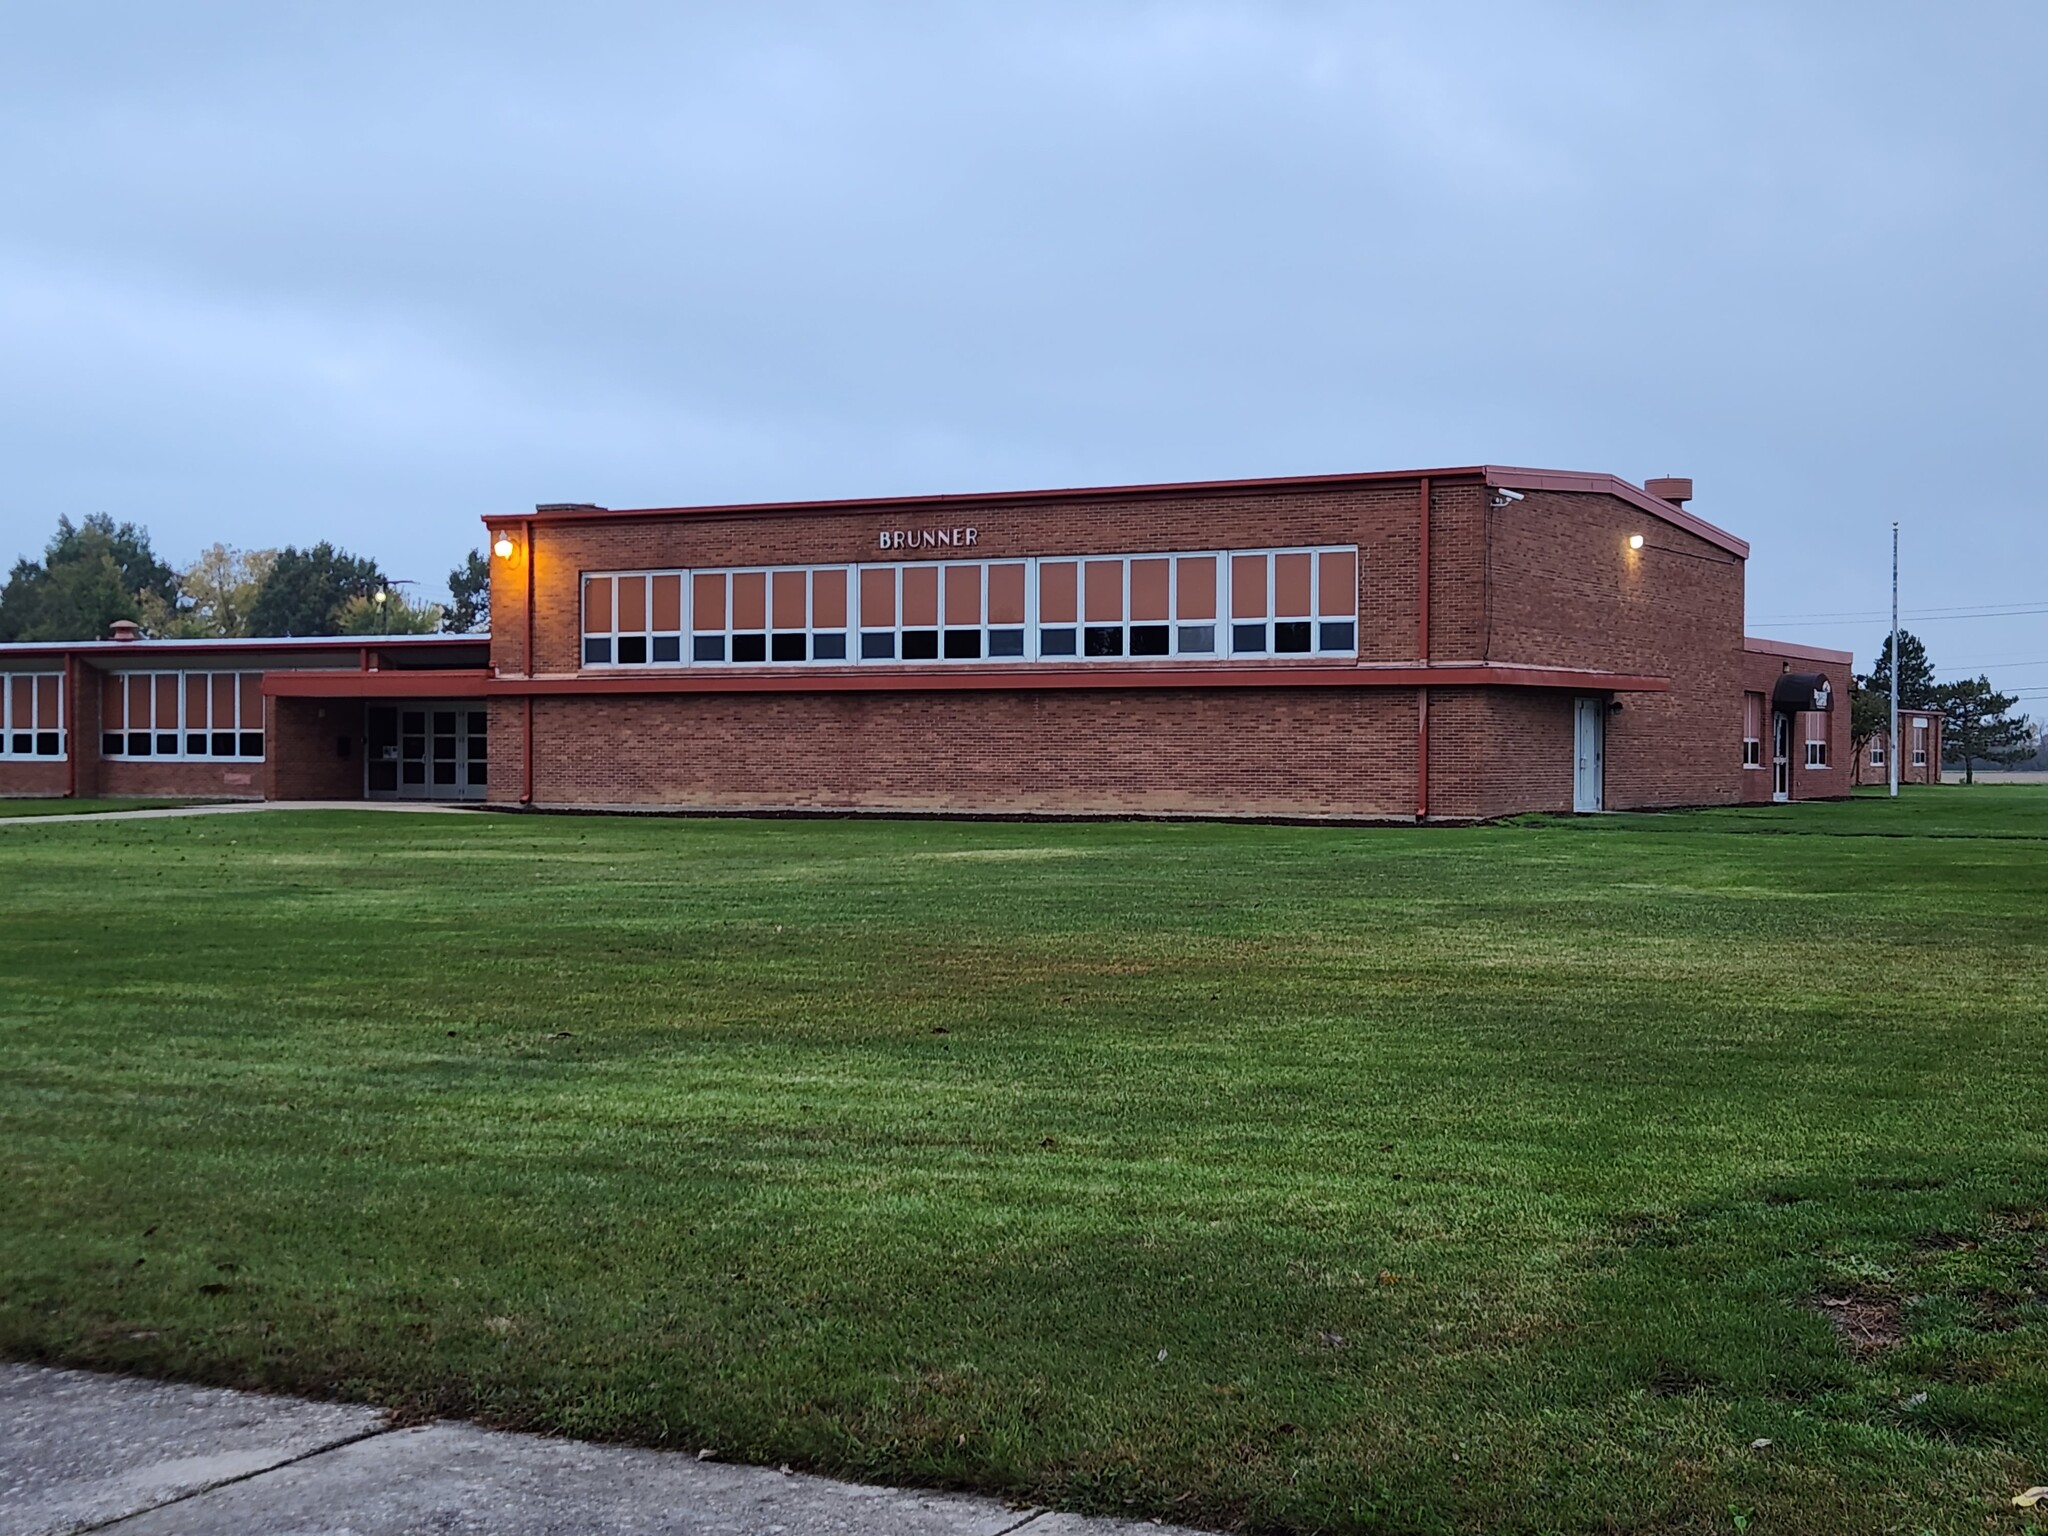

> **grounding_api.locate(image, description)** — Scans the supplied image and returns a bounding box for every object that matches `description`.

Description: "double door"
[366,703,488,801]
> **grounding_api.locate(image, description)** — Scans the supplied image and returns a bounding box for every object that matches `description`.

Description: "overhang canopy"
[1771,673,1834,712]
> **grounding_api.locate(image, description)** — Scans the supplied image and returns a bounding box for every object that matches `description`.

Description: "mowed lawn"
[2,791,2045,1534]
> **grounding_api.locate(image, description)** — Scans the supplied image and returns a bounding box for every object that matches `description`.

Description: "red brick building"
[0,464,1856,820]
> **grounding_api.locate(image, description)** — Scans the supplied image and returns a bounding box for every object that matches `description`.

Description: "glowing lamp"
[1628,534,1645,551]
[493,533,515,559]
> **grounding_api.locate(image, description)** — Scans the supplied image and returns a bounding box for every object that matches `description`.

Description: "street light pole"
[1889,522,1899,799]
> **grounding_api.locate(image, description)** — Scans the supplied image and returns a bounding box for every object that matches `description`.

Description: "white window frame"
[1868,740,1885,767]
[577,546,1362,670]
[1,671,65,759]
[1804,715,1829,769]
[1741,691,1763,769]
[100,671,266,761]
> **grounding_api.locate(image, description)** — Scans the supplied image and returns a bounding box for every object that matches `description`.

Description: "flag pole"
[1889,521,1899,799]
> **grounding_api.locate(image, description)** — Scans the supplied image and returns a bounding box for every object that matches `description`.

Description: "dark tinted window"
[813,633,848,660]
[942,630,981,659]
[1083,627,1123,657]
[694,636,726,662]
[239,732,265,758]
[1274,621,1311,653]
[583,637,611,664]
[860,632,895,659]
[1039,627,1076,656]
[732,635,767,663]
[616,635,648,664]
[1232,623,1267,653]
[770,633,807,662]
[1318,621,1355,652]
[902,630,939,660]
[651,635,681,662]
[988,628,1025,657]
[1130,624,1169,656]
[1177,624,1215,654]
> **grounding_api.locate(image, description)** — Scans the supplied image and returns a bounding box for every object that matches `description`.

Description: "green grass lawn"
[0,797,206,817]
[2,788,2044,1534]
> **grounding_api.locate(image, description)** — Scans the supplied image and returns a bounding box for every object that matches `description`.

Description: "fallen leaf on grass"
[1749,1438,1772,1450]
[2014,1487,2048,1508]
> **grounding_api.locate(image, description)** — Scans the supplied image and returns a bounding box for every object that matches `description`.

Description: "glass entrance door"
[365,703,488,801]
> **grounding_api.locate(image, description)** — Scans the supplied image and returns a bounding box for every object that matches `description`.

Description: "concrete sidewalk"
[0,801,480,827]
[0,1364,1196,1536]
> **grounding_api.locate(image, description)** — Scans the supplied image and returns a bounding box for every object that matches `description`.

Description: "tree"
[158,544,278,637]
[1850,686,1890,769]
[1936,676,2035,784]
[1859,629,1939,708]
[443,548,490,634]
[337,589,444,635]
[0,514,177,641]
[246,543,385,636]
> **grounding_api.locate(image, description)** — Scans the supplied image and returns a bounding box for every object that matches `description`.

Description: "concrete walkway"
[0,1364,1194,1536]
[0,801,481,827]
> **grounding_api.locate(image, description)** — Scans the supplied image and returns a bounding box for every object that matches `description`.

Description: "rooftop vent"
[108,618,143,642]
[1645,477,1693,507]
[534,502,606,513]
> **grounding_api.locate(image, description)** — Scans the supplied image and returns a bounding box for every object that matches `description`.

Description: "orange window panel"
[1274,553,1314,617]
[771,569,808,630]
[901,566,938,626]
[617,574,648,633]
[651,574,682,632]
[1176,556,1216,620]
[813,568,848,628]
[34,674,58,724]
[212,673,236,729]
[238,673,262,726]
[15,675,37,727]
[859,567,896,628]
[732,571,767,630]
[943,564,981,626]
[1038,561,1077,623]
[129,675,155,730]
[1318,550,1356,618]
[986,563,1026,625]
[1083,560,1123,623]
[155,674,180,729]
[583,576,612,635]
[1231,554,1269,618]
[692,572,726,630]
[101,673,124,730]
[1129,558,1170,622]
[186,674,210,729]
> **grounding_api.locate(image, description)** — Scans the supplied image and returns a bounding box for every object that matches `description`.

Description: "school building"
[0,464,1866,819]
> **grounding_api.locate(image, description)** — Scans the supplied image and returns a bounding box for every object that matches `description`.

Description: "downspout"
[65,654,78,799]
[521,517,536,805]
[1415,476,1431,821]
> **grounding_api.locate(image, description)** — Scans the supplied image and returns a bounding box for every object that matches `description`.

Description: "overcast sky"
[3,2,2042,696]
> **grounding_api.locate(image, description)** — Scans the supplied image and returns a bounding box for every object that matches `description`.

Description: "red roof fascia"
[489,463,1747,560]
[0,636,479,662]
[1744,636,1854,666]
[478,663,1670,698]
[262,669,495,699]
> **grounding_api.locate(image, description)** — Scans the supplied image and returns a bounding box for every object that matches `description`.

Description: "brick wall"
[266,697,366,800]
[0,761,69,798]
[1739,645,1852,802]
[1485,491,1745,810]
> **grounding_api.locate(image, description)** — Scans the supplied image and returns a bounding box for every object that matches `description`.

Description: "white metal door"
[1772,713,1790,801]
[1573,697,1605,812]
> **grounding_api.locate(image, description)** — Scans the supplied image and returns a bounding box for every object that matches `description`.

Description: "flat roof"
[1744,636,1854,666]
[492,464,1751,560]
[0,633,485,660]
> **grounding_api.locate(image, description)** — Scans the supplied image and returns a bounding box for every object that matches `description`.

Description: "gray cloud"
[2,1,2042,690]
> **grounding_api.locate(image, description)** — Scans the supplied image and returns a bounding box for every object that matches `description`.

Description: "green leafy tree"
[1936,676,2034,784]
[154,543,278,637]
[1849,686,1890,768]
[443,549,490,634]
[0,514,177,641]
[1859,629,1939,708]
[246,543,385,636]
[337,589,444,635]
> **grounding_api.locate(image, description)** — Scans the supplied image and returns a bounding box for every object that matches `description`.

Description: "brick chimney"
[1645,477,1693,507]
[109,618,143,642]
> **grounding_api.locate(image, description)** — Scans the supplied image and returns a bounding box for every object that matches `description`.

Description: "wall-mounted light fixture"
[492,532,516,559]
[1628,533,1645,551]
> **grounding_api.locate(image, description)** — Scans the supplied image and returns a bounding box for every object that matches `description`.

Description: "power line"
[1751,606,2048,627]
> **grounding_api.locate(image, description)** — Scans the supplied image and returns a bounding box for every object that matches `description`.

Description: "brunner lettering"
[878,527,979,552]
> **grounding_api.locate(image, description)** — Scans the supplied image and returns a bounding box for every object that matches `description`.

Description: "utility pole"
[1889,522,1899,799]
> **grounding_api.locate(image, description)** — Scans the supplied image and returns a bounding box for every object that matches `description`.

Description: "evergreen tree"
[1937,677,2035,784]
[245,543,385,636]
[1859,629,1939,708]
[0,514,177,641]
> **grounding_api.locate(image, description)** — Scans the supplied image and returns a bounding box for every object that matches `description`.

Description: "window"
[1868,739,1886,767]
[583,571,684,665]
[1804,715,1828,768]
[580,545,1360,669]
[1,672,64,758]
[1912,720,1928,766]
[100,672,264,759]
[1741,691,1763,768]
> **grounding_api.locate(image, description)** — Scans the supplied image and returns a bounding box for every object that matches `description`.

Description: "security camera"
[1490,487,1526,507]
